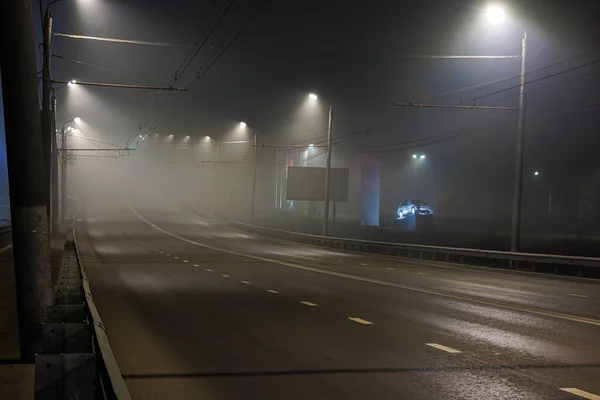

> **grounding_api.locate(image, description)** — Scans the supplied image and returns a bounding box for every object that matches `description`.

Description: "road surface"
[74,204,600,400]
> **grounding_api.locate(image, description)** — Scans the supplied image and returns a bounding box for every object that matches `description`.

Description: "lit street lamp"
[308,93,334,236]
[483,4,529,253]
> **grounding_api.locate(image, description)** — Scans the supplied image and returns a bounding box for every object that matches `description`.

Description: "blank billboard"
[286,167,349,202]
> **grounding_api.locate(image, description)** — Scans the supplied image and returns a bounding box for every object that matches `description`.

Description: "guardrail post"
[578,267,583,277]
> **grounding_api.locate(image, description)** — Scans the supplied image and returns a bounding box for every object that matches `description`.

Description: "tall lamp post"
[486,5,528,252]
[308,94,334,236]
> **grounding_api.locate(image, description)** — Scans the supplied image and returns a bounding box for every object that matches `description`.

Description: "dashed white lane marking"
[359,263,368,266]
[166,253,171,256]
[182,260,189,263]
[386,267,395,271]
[348,317,373,325]
[129,202,600,328]
[457,278,468,281]
[417,272,427,275]
[241,281,251,285]
[193,264,199,267]
[266,289,279,294]
[425,343,462,354]
[568,293,589,298]
[559,388,600,400]
[206,269,213,272]
[173,256,180,260]
[160,251,164,254]
[301,301,318,307]
[222,274,230,278]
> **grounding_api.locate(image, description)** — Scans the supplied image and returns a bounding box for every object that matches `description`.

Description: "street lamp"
[240,121,247,128]
[484,4,528,253]
[307,93,334,236]
[534,171,539,176]
[420,154,426,159]
[485,4,506,25]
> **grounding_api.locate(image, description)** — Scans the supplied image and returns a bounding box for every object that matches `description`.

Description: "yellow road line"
[425,343,462,354]
[560,388,600,400]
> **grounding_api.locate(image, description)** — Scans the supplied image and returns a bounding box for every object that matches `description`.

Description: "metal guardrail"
[73,226,132,400]
[231,221,600,278]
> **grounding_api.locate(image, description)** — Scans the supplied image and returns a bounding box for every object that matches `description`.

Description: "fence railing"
[231,221,600,279]
[73,227,132,399]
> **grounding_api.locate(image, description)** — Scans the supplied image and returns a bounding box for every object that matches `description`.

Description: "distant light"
[534,171,539,176]
[309,93,318,101]
[168,134,173,137]
[309,143,314,148]
[485,4,506,25]
[412,154,417,159]
[68,79,77,86]
[185,135,190,139]
[74,117,81,123]
[205,136,211,139]
[139,134,143,138]
[240,122,247,128]
[420,154,426,159]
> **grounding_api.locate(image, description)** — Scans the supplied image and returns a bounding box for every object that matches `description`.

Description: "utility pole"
[510,30,527,253]
[42,9,52,221]
[61,125,67,220]
[251,132,258,221]
[51,95,59,235]
[212,142,219,215]
[1,0,53,361]
[322,105,333,236]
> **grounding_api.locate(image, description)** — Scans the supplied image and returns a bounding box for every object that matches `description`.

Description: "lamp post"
[308,94,334,236]
[59,117,80,221]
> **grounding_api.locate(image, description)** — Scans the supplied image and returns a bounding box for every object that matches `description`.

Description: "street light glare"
[309,93,318,100]
[68,79,77,86]
[240,122,247,128]
[412,154,417,159]
[534,171,539,176]
[485,4,506,24]
[420,154,426,159]
[74,117,81,123]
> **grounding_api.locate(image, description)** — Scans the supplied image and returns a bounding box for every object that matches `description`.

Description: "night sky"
[1,0,599,223]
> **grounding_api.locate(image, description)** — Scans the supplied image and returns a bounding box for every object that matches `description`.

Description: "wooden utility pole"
[0,0,53,361]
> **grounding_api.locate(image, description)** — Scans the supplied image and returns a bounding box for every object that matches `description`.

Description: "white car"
[397,200,417,218]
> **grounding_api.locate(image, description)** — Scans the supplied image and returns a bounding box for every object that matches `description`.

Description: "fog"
[1,0,598,253]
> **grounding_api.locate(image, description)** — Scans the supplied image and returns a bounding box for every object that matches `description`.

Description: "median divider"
[231,221,600,280]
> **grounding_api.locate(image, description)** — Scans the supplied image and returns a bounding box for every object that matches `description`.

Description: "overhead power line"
[474,58,600,102]
[180,0,271,90]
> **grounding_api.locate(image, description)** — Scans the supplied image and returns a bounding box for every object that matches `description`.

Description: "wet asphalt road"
[75,204,600,400]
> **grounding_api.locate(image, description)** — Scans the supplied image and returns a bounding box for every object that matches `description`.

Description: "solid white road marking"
[560,388,600,400]
[301,301,318,307]
[241,281,251,285]
[457,278,468,281]
[568,294,589,298]
[425,343,462,354]
[128,202,600,327]
[222,274,229,278]
[266,289,279,294]
[348,317,373,325]
[359,263,368,266]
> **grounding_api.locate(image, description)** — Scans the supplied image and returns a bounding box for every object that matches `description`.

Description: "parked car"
[397,200,417,218]
[397,200,433,218]
[414,200,433,215]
